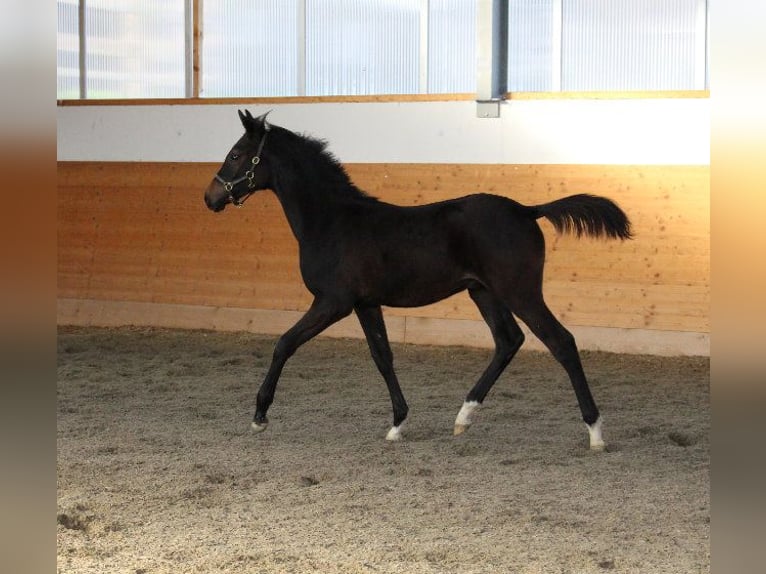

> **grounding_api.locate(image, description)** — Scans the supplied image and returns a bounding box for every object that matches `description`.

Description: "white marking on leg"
[251,421,268,433]
[587,416,605,451]
[456,400,480,426]
[454,400,480,435]
[386,424,403,441]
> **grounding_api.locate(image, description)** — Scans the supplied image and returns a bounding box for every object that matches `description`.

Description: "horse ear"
[239,109,269,134]
[240,109,264,136]
[255,110,272,131]
[238,109,251,131]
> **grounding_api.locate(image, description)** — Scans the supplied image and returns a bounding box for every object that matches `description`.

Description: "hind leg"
[509,295,605,450]
[454,287,525,435]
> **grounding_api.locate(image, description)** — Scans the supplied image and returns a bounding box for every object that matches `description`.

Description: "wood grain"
[58,162,709,335]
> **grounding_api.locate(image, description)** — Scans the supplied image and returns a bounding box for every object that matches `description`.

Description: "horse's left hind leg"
[510,297,605,451]
[355,305,409,441]
[454,287,525,435]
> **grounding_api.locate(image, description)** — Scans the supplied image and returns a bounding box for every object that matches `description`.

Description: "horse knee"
[368,345,394,375]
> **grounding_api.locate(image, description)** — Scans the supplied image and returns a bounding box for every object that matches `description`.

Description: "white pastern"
[454,400,480,435]
[586,417,605,451]
[251,421,268,433]
[386,425,403,441]
[456,400,480,426]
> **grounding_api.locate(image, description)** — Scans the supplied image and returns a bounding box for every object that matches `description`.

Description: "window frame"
[57,0,710,105]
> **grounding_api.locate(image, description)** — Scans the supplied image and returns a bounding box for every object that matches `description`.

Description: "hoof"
[251,420,268,433]
[386,425,403,441]
[586,417,604,451]
[454,400,479,436]
[453,423,470,436]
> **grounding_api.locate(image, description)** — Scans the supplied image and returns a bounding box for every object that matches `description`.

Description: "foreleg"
[252,298,352,432]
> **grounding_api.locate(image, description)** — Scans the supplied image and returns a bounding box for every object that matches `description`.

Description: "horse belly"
[382,280,469,308]
[373,260,472,308]
[346,206,479,307]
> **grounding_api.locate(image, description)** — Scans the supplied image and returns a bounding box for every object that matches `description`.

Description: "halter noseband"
[214,123,271,207]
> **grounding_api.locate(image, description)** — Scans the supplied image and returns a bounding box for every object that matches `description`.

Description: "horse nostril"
[205,193,225,212]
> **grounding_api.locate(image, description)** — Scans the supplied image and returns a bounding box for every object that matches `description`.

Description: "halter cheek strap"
[214,123,271,207]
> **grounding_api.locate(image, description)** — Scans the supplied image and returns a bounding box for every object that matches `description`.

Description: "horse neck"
[269,139,357,244]
[271,181,320,243]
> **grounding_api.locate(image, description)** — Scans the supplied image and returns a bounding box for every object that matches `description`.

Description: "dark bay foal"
[204,110,632,450]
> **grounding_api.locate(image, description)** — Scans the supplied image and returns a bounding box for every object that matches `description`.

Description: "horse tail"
[528,194,632,240]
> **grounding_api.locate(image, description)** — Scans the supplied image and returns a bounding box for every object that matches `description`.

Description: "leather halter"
[214,123,271,207]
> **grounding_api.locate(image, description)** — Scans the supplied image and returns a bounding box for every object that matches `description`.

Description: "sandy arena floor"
[57,326,709,573]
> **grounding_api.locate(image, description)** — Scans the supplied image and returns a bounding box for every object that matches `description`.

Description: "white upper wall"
[57,99,709,165]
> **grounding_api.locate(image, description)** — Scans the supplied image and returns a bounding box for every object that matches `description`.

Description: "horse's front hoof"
[589,441,606,451]
[251,420,269,433]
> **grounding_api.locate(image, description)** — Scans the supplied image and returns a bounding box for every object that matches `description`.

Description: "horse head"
[204,109,273,212]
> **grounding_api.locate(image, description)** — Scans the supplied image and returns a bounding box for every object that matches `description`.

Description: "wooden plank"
[58,299,710,357]
[57,91,708,107]
[58,162,220,187]
[382,281,709,333]
[58,94,478,106]
[507,90,710,100]
[58,161,709,336]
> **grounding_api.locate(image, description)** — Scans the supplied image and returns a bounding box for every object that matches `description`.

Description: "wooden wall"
[58,161,709,352]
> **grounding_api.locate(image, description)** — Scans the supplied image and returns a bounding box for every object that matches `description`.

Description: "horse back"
[299,193,545,307]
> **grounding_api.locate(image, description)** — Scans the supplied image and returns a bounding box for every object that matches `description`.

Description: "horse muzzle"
[204,181,227,212]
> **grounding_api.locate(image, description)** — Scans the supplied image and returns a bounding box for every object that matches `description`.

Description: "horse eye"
[229,153,240,161]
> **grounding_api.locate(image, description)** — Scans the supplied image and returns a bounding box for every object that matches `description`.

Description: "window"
[561,0,707,91]
[428,0,477,93]
[202,1,301,98]
[58,0,476,99]
[203,0,477,97]
[57,0,709,100]
[305,0,421,96]
[507,0,556,92]
[57,0,80,99]
[507,0,709,92]
[57,0,186,99]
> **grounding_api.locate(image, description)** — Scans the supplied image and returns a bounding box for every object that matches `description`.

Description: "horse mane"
[269,127,378,203]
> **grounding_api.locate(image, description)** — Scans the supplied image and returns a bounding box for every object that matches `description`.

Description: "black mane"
[269,127,378,203]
